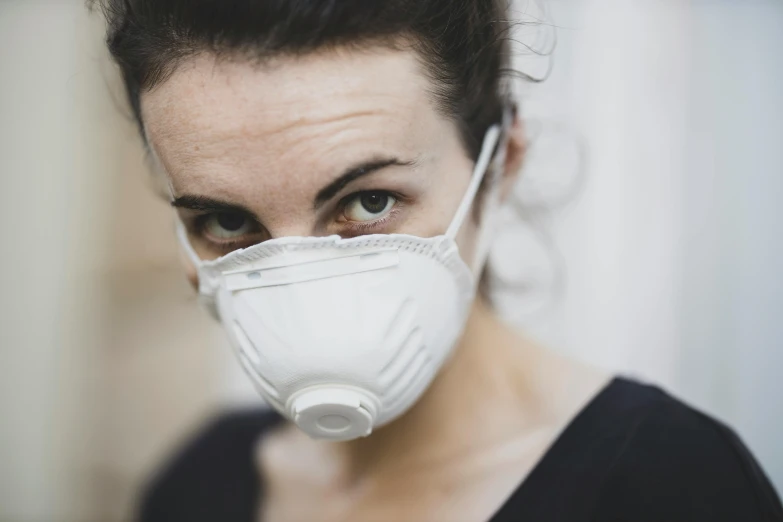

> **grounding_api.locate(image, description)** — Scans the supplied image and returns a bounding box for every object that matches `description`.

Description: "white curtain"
[500,0,783,492]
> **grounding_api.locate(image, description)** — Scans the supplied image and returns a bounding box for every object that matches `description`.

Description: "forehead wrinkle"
[159,99,423,195]
[165,112,408,185]
[152,86,423,156]
[170,108,401,164]
[144,85,423,194]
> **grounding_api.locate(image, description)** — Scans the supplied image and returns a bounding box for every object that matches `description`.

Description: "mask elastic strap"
[175,219,222,319]
[175,220,204,269]
[445,125,502,240]
[471,110,513,274]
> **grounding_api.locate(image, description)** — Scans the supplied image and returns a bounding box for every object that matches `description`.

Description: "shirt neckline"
[486,376,624,522]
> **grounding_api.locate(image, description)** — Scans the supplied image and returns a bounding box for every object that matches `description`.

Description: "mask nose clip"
[289,387,379,440]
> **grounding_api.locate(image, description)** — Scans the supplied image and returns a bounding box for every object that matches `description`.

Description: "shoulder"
[594,378,783,521]
[137,408,283,522]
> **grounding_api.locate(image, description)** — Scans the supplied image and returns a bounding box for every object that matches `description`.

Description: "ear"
[498,111,526,203]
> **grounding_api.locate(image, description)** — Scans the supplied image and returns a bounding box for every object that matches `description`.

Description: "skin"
[142,45,610,522]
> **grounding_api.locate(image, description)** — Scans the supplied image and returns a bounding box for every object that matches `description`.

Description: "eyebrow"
[171,194,254,216]
[313,157,415,208]
[170,157,416,215]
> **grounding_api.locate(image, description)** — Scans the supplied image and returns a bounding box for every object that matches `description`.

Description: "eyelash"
[191,189,404,249]
[191,214,260,252]
[337,190,404,234]
[340,205,401,236]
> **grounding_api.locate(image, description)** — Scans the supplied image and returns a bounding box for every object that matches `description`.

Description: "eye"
[343,191,397,222]
[202,211,254,239]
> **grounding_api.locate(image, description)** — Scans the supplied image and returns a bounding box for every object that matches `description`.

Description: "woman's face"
[141,46,515,281]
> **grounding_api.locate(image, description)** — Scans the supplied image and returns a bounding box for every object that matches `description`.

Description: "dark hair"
[90,0,516,159]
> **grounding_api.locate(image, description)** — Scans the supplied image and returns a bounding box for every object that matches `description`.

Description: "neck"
[332,298,546,483]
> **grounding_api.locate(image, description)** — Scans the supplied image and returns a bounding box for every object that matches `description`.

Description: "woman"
[92,1,783,521]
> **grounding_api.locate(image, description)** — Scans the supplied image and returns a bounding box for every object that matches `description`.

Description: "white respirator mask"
[177,119,508,441]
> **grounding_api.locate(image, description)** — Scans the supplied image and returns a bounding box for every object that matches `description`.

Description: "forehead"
[142,46,434,137]
[140,46,450,198]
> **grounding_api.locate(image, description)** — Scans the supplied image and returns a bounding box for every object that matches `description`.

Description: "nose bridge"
[258,204,321,239]
[268,223,316,239]
[241,162,334,239]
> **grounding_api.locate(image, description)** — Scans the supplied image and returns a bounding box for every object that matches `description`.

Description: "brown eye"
[344,191,396,222]
[203,211,253,238]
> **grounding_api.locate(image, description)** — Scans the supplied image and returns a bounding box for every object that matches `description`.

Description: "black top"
[138,377,783,521]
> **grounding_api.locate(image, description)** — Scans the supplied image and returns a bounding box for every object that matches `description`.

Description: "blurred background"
[1,0,781,520]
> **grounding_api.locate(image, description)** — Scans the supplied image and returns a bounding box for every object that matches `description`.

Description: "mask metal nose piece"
[289,387,379,440]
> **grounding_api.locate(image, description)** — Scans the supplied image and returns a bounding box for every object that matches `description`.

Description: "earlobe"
[499,113,526,202]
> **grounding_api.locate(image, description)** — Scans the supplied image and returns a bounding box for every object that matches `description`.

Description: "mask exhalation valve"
[289,387,378,440]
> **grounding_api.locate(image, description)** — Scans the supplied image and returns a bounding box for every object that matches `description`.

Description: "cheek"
[454,210,481,271]
[407,161,475,237]
[429,152,485,269]
[401,172,482,270]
